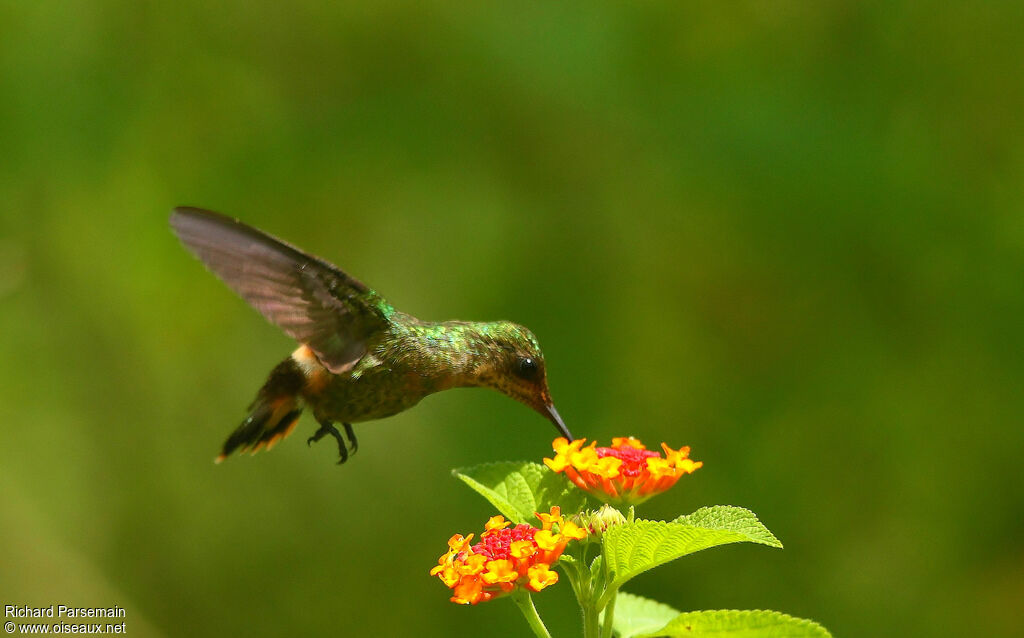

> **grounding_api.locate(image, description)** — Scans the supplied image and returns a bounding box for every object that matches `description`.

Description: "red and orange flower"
[544,437,702,505]
[431,507,586,605]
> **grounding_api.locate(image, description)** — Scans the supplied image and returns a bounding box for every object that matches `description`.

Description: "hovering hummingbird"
[170,207,572,465]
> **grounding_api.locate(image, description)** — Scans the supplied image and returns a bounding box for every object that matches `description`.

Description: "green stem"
[512,590,553,638]
[595,585,618,612]
[582,601,600,638]
[563,566,580,599]
[577,554,599,638]
[600,591,617,638]
[594,540,616,611]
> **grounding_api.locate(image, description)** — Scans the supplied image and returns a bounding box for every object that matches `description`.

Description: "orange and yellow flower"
[431,508,586,605]
[544,436,702,505]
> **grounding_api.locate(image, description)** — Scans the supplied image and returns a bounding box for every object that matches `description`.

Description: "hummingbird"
[170,207,573,465]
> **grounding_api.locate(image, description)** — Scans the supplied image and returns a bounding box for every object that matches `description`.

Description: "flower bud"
[571,504,627,540]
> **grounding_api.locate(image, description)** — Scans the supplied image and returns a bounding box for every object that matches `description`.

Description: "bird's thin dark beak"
[544,403,574,441]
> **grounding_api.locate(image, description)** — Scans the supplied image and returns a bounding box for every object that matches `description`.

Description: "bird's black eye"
[517,357,539,379]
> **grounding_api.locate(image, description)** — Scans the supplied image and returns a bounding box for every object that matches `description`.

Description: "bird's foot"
[343,422,358,455]
[307,421,357,464]
[308,421,349,464]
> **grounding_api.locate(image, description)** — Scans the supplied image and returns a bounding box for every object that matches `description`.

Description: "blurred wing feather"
[170,207,387,373]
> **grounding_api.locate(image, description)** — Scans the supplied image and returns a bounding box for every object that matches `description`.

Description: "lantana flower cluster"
[544,437,702,505]
[430,507,586,605]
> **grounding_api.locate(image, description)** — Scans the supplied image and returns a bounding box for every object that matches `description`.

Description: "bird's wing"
[170,206,390,374]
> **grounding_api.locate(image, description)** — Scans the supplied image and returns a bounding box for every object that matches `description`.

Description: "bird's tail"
[216,358,306,463]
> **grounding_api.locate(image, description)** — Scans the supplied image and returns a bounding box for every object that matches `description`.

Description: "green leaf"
[602,509,781,591]
[673,506,782,548]
[603,592,681,638]
[606,594,831,638]
[453,461,588,525]
[635,609,831,638]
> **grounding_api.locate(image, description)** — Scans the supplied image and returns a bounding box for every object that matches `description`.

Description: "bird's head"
[471,321,573,441]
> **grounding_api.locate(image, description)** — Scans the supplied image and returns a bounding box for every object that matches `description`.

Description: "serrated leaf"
[453,461,588,524]
[602,592,681,638]
[673,506,782,548]
[602,512,781,590]
[635,609,831,638]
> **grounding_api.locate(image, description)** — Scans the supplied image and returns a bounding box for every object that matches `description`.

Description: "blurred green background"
[2,2,1023,636]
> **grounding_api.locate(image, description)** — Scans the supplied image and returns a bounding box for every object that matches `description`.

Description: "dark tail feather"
[216,358,305,463]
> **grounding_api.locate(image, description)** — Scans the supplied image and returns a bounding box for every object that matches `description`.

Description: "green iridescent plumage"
[171,207,570,464]
[319,316,548,420]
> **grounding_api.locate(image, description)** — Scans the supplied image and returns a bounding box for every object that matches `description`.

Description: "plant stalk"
[582,601,601,638]
[600,590,617,638]
[512,590,554,638]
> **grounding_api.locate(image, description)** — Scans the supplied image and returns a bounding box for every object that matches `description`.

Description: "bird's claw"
[309,421,356,465]
[343,422,358,455]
